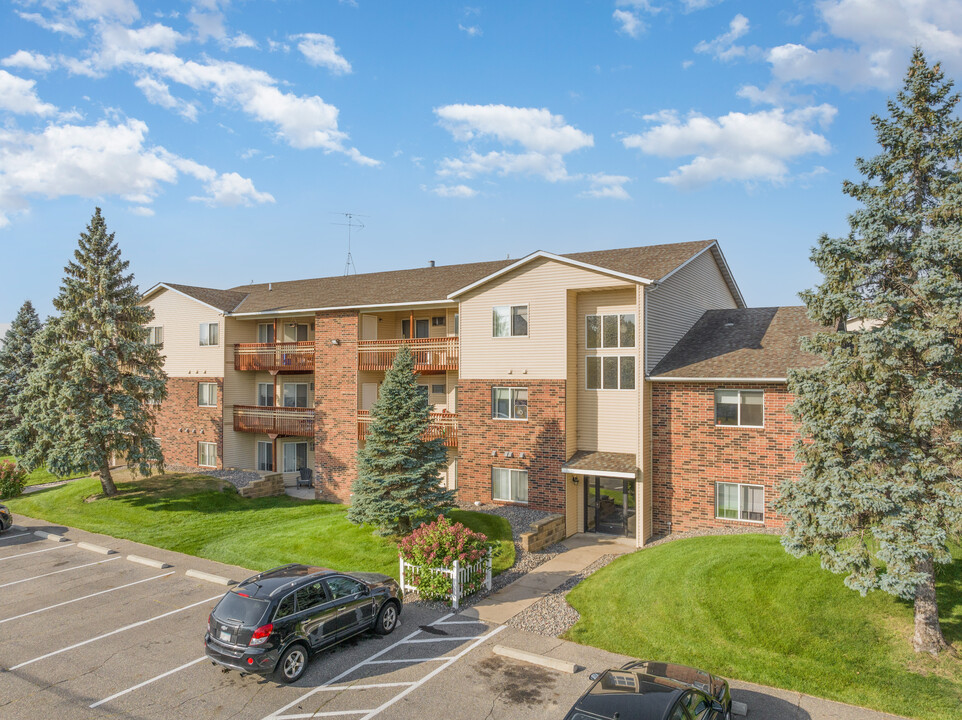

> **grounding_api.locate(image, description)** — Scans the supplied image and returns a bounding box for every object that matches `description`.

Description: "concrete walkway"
[465,532,634,624]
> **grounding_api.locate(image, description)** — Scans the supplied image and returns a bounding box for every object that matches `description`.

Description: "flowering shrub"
[0,460,27,499]
[398,514,494,602]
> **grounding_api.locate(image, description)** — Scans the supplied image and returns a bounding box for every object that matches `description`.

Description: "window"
[431,383,446,395]
[586,314,635,349]
[282,442,308,473]
[257,383,273,407]
[199,322,219,346]
[283,323,308,342]
[402,318,429,339]
[492,387,528,420]
[197,382,217,407]
[326,576,364,599]
[257,323,274,343]
[492,467,528,503]
[257,441,273,471]
[283,383,310,408]
[492,305,528,337]
[432,316,446,326]
[716,482,765,523]
[453,313,459,336]
[274,592,296,620]
[586,356,635,390]
[715,389,764,427]
[198,442,216,468]
[685,691,712,720]
[295,581,328,612]
[145,326,164,345]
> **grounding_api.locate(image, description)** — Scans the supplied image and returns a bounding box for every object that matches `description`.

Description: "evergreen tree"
[348,344,454,534]
[0,301,42,452]
[8,209,167,496]
[778,49,962,656]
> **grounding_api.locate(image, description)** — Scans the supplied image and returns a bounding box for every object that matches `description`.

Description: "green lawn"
[0,455,89,487]
[565,534,962,720]
[6,473,515,579]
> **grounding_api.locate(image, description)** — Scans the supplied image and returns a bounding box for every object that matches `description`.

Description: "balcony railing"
[357,410,458,448]
[234,342,315,373]
[233,405,315,437]
[357,337,458,373]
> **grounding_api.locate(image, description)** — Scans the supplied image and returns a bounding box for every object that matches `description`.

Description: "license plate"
[219,629,232,642]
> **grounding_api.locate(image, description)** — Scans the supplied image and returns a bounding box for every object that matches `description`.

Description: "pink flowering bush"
[0,460,27,499]
[398,514,494,602]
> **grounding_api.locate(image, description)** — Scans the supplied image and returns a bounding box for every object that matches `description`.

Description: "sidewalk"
[465,532,634,624]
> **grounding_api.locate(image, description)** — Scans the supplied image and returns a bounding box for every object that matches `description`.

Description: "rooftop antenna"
[331,212,367,276]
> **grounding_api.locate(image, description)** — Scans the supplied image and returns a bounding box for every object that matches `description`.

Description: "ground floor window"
[257,441,273,471]
[715,482,764,522]
[198,442,217,468]
[283,442,308,473]
[492,467,528,503]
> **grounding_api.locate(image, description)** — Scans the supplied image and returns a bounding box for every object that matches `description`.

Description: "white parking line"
[90,656,207,708]
[279,712,370,719]
[0,532,31,543]
[0,543,75,562]
[0,557,120,589]
[0,571,175,625]
[364,658,449,665]
[317,682,416,692]
[10,594,222,670]
[400,636,485,643]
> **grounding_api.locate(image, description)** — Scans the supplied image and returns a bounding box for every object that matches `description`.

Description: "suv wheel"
[275,644,308,683]
[374,602,398,635]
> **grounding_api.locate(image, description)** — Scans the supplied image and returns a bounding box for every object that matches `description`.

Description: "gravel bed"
[165,465,262,489]
[644,524,782,548]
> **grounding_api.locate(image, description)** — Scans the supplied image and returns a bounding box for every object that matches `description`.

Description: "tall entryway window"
[257,441,273,471]
[283,442,308,473]
[584,476,635,538]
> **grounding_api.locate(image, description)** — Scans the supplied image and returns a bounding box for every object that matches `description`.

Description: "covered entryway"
[562,451,639,539]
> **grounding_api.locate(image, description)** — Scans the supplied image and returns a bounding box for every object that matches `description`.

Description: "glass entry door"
[585,476,635,538]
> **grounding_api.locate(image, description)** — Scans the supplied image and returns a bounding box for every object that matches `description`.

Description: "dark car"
[204,563,402,683]
[0,504,12,533]
[564,660,732,720]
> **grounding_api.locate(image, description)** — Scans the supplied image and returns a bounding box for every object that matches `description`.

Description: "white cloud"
[267,39,290,53]
[2,51,55,73]
[621,104,836,188]
[134,75,199,121]
[613,10,645,38]
[17,11,82,37]
[436,104,593,156]
[0,70,58,116]
[767,43,898,91]
[438,150,570,182]
[0,117,273,227]
[459,24,482,37]
[292,34,352,75]
[431,184,477,198]
[680,0,723,11]
[580,173,631,199]
[223,33,258,50]
[130,205,155,216]
[17,0,139,36]
[695,14,750,61]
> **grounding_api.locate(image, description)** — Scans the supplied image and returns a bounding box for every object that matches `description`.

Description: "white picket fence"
[399,549,493,610]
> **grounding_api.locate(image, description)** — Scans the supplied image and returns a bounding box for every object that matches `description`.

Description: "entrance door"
[585,477,635,537]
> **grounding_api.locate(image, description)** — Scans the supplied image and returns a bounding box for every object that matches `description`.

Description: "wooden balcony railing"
[233,405,315,437]
[357,410,458,448]
[234,342,315,372]
[357,337,458,373]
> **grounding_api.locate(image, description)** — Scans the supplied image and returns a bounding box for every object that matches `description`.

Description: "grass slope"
[6,474,514,578]
[565,534,962,720]
[0,455,88,487]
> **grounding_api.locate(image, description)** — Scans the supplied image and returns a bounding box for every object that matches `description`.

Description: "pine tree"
[0,301,42,453]
[778,48,962,656]
[8,209,167,496]
[348,344,454,535]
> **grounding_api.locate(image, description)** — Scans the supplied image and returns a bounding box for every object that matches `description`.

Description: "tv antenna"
[331,212,367,275]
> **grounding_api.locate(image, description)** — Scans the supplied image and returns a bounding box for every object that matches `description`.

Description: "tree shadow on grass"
[935,546,962,647]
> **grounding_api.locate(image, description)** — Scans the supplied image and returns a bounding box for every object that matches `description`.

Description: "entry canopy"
[562,451,637,479]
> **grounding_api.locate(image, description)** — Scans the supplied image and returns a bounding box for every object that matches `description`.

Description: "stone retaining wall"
[239,473,285,498]
[519,513,566,552]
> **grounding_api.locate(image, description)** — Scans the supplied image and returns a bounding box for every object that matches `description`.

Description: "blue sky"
[2,0,961,322]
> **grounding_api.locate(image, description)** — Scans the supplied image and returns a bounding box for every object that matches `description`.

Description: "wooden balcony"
[357,337,458,373]
[233,405,314,438]
[357,410,458,448]
[234,342,315,373]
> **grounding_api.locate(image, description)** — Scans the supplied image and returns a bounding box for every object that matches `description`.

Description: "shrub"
[0,459,27,499]
[398,514,494,602]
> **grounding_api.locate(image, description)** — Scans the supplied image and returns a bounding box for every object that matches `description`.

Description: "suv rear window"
[215,591,269,625]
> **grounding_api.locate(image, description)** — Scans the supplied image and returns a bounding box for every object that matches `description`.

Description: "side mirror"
[711,701,725,713]
[589,673,601,681]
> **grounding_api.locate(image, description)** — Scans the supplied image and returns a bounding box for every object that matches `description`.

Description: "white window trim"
[198,441,217,468]
[491,304,529,338]
[282,441,309,474]
[491,467,528,504]
[585,355,636,391]
[199,322,219,347]
[256,441,273,472]
[492,387,528,421]
[585,313,636,350]
[256,382,274,407]
[257,323,275,343]
[282,382,311,408]
[198,382,217,408]
[714,481,765,524]
[146,326,164,345]
[714,389,765,428]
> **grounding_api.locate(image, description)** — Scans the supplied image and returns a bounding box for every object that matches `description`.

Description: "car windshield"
[215,591,269,625]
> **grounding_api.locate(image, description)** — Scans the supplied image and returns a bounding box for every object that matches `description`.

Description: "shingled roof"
[650,306,829,380]
[162,283,249,313]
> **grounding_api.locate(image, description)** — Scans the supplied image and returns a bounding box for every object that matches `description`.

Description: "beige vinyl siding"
[645,248,738,374]
[222,318,257,427]
[222,428,256,470]
[576,288,640,454]
[460,257,633,380]
[566,476,580,535]
[144,288,223,377]
[565,290,578,460]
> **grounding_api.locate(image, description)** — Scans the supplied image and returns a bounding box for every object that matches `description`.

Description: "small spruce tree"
[348,344,454,534]
[778,49,962,656]
[0,300,42,453]
[9,209,167,496]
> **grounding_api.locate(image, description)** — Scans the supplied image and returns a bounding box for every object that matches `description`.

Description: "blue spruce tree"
[0,300,42,453]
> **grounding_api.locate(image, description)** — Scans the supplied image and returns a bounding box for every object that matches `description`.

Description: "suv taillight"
[249,623,273,646]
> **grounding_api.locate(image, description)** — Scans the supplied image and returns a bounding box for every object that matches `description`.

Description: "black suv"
[564,661,732,720]
[205,564,402,683]
[0,504,12,533]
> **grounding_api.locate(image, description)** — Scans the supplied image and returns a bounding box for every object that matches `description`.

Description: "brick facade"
[154,376,224,469]
[650,382,800,534]
[457,379,566,513]
[313,310,358,502]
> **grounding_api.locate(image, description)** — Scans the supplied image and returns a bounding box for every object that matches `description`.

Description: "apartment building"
[141,239,825,546]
